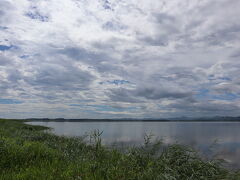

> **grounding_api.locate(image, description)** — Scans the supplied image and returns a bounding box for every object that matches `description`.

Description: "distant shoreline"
[25,117,240,122]
[2,116,240,122]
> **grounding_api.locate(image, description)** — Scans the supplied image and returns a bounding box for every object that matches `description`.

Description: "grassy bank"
[0,119,239,180]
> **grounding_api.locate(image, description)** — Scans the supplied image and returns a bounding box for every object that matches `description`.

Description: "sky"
[0,0,240,119]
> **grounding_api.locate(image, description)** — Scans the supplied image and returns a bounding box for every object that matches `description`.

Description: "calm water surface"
[27,121,240,168]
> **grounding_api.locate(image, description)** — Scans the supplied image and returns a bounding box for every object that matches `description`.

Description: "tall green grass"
[0,119,239,180]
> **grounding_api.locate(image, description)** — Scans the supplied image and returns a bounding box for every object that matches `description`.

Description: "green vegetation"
[0,119,239,180]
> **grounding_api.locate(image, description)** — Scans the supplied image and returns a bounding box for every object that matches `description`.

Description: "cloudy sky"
[0,0,240,119]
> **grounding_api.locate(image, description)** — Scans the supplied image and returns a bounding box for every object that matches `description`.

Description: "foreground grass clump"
[0,119,239,180]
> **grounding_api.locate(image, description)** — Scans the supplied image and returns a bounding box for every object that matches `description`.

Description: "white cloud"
[0,0,240,118]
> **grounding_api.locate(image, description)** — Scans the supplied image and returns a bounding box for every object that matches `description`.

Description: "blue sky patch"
[102,0,112,10]
[218,77,232,81]
[195,89,238,101]
[208,75,232,81]
[20,55,30,59]
[25,12,49,22]
[69,104,136,112]
[212,93,238,101]
[194,88,209,99]
[0,26,8,30]
[102,21,127,31]
[100,80,130,85]
[0,45,12,51]
[0,99,23,104]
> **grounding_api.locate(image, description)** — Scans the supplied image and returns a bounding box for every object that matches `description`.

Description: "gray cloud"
[0,0,240,118]
[25,64,95,91]
[0,1,15,25]
[108,84,192,103]
[231,50,240,58]
[169,100,240,114]
[135,86,191,100]
[108,88,142,103]
[0,54,12,66]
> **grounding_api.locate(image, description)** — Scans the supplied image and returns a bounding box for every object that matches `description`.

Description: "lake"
[27,121,240,168]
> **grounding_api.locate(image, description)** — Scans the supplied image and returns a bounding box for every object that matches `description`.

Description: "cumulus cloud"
[0,0,240,118]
